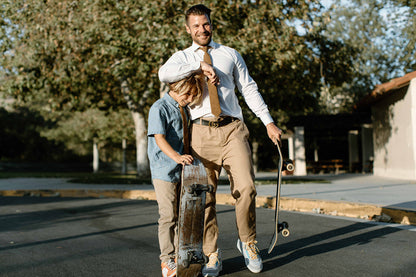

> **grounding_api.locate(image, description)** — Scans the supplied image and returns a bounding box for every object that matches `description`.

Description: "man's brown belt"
[192,116,239,128]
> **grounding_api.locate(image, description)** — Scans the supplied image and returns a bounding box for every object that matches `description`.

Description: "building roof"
[355,71,416,109]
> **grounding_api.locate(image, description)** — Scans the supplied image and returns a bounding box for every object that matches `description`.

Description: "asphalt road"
[1,196,415,277]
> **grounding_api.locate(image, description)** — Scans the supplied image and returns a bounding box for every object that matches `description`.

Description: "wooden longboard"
[268,143,293,254]
[177,159,212,277]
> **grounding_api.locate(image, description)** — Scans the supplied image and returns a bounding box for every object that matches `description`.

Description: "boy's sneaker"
[237,239,263,273]
[161,258,176,277]
[202,249,222,277]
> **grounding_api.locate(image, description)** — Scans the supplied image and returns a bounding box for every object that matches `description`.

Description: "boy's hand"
[154,134,194,165]
[176,154,194,165]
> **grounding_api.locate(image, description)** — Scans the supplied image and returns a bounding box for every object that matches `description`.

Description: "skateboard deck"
[268,143,293,254]
[177,159,212,277]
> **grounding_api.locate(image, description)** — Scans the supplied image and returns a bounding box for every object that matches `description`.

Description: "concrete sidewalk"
[1,173,415,225]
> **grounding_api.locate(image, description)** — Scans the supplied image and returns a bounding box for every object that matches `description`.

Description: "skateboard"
[177,159,213,277]
[268,143,294,254]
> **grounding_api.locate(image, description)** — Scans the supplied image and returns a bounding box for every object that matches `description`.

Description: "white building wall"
[372,78,416,179]
[294,126,307,176]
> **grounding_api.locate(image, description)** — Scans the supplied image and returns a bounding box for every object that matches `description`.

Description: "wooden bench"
[307,159,346,174]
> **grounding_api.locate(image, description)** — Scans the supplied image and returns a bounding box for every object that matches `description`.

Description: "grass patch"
[0,171,151,185]
[219,177,331,185]
[69,174,151,185]
[0,172,89,179]
[0,172,329,185]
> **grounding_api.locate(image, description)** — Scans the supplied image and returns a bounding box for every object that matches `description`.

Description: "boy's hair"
[169,73,204,106]
[185,4,211,25]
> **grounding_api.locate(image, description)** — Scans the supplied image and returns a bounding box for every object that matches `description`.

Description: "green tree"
[41,108,134,172]
[1,0,358,172]
[0,0,164,176]
[387,0,416,71]
[321,0,413,113]
[0,107,83,162]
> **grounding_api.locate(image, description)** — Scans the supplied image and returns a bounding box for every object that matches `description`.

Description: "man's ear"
[185,24,191,34]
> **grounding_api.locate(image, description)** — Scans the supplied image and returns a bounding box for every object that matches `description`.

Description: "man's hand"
[200,61,219,85]
[266,123,283,145]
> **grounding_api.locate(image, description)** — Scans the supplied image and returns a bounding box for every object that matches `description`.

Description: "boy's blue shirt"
[147,92,185,183]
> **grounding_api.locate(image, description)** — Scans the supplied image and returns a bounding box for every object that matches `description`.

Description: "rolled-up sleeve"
[159,51,201,83]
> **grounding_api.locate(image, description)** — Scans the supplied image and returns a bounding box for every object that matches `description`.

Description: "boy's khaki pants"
[191,119,257,254]
[153,179,179,263]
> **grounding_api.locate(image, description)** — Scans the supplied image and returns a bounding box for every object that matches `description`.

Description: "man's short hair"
[185,4,211,25]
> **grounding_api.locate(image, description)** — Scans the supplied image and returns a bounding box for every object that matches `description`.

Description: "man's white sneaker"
[237,239,263,273]
[202,249,222,277]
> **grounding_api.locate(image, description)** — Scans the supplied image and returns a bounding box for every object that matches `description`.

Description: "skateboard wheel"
[282,229,290,237]
[286,163,295,172]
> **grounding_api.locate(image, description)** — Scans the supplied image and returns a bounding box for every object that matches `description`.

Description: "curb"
[256,196,416,225]
[1,189,415,226]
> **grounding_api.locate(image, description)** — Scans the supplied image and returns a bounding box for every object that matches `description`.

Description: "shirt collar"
[191,40,218,52]
[164,92,180,108]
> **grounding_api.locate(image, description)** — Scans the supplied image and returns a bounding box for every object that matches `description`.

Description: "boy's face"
[171,89,197,107]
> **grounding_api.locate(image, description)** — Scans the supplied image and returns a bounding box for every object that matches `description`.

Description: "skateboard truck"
[182,251,209,268]
[278,222,290,237]
[187,184,214,197]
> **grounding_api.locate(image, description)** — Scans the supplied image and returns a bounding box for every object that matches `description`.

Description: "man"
[158,4,282,276]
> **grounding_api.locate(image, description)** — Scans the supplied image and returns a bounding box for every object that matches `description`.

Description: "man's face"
[185,14,212,46]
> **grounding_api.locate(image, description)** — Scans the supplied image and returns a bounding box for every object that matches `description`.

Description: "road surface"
[1,196,415,276]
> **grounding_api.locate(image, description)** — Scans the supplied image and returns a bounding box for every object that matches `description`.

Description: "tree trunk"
[131,110,149,177]
[121,138,127,175]
[93,141,99,173]
[119,79,150,177]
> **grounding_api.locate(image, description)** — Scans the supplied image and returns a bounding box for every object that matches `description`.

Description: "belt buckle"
[209,121,219,128]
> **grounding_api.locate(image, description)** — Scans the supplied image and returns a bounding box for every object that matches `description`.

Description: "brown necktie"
[179,105,190,154]
[200,46,222,118]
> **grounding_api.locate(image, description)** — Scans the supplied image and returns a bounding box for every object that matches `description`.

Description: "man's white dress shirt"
[158,41,274,126]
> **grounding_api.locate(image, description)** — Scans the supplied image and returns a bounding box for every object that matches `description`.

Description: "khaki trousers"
[152,179,179,263]
[191,119,257,254]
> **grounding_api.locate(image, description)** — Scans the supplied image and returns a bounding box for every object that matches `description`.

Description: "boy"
[147,73,204,277]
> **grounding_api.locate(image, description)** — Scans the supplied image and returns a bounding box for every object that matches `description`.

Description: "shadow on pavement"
[222,222,402,275]
[0,197,157,245]
[263,223,401,273]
